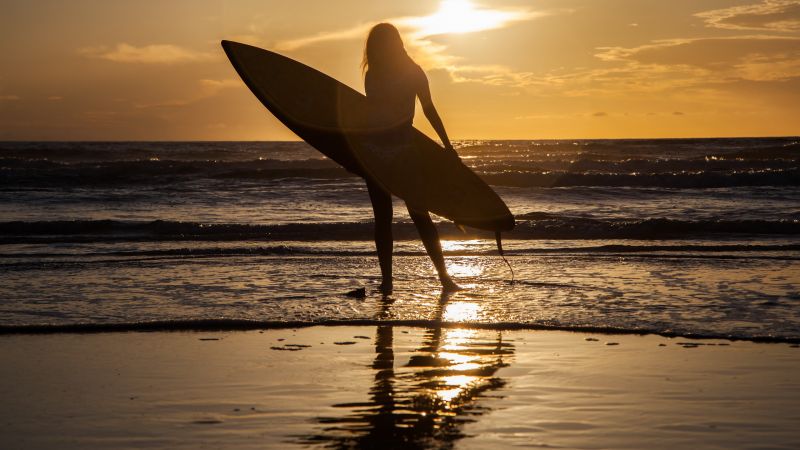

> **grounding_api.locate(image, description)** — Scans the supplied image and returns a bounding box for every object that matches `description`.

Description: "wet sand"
[1,327,799,449]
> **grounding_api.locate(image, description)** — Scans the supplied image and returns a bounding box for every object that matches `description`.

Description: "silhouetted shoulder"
[410,63,428,89]
[412,63,426,79]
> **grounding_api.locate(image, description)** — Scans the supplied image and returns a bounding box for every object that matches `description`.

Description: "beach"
[2,326,799,449]
[1,138,798,448]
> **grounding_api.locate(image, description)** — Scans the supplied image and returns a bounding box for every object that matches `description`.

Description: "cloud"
[273,0,546,87]
[275,24,374,52]
[199,78,241,92]
[443,64,534,85]
[504,61,712,98]
[47,96,63,101]
[134,79,241,109]
[133,99,192,109]
[732,51,800,80]
[592,35,800,88]
[695,0,800,32]
[592,112,608,117]
[0,95,20,101]
[485,34,800,99]
[79,43,215,64]
[276,1,539,52]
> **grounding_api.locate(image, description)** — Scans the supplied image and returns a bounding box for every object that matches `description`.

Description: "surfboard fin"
[495,231,514,284]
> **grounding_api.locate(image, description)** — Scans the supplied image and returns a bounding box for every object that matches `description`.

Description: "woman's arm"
[416,69,456,154]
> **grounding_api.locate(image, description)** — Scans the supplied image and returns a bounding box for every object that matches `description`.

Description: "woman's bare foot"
[440,276,461,292]
[378,281,393,294]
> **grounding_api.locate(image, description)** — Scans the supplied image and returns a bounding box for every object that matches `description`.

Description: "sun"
[404,0,526,37]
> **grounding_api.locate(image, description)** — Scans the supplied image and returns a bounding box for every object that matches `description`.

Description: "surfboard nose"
[221,40,247,54]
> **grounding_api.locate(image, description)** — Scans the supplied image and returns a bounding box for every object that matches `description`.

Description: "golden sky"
[1,0,799,140]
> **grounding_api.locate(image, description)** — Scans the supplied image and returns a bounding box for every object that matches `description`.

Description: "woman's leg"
[407,206,459,290]
[367,180,393,291]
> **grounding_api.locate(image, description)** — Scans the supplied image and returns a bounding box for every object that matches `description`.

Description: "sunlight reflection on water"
[443,302,482,322]
[440,239,484,252]
[300,325,514,447]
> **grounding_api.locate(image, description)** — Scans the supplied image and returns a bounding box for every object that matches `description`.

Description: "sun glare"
[404,0,526,37]
[443,302,482,322]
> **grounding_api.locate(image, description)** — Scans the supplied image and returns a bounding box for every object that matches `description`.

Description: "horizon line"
[1,135,798,143]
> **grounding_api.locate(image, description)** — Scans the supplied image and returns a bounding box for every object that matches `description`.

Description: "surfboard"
[221,40,514,232]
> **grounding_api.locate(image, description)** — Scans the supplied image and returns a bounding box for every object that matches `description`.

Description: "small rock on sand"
[678,342,704,347]
[334,341,357,345]
[192,419,223,425]
[354,335,370,339]
[345,288,366,298]
[585,338,599,342]
[605,342,619,346]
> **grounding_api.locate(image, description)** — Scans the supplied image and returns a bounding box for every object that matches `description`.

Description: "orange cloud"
[597,35,800,82]
[199,79,241,92]
[275,24,374,52]
[134,79,241,109]
[79,43,216,64]
[695,0,800,32]
[272,1,546,88]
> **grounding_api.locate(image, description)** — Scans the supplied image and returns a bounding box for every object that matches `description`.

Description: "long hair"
[361,23,413,74]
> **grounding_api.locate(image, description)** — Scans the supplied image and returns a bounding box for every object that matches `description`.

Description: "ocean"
[1,138,798,341]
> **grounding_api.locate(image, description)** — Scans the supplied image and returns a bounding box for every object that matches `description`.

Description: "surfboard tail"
[495,231,514,284]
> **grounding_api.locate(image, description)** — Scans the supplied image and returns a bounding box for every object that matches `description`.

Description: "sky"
[1,0,799,140]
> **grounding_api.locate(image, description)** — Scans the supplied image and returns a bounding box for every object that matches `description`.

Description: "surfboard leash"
[495,231,515,284]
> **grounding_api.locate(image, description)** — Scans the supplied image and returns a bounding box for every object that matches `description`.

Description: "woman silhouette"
[361,23,459,293]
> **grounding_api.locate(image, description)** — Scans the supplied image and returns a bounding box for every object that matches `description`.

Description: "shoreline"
[1,319,799,344]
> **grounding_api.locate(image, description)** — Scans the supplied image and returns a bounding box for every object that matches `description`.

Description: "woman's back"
[365,63,421,130]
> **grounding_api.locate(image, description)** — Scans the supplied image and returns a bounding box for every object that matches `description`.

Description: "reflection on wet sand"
[301,294,515,449]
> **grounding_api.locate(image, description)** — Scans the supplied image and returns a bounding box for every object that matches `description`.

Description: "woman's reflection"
[301,293,514,448]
